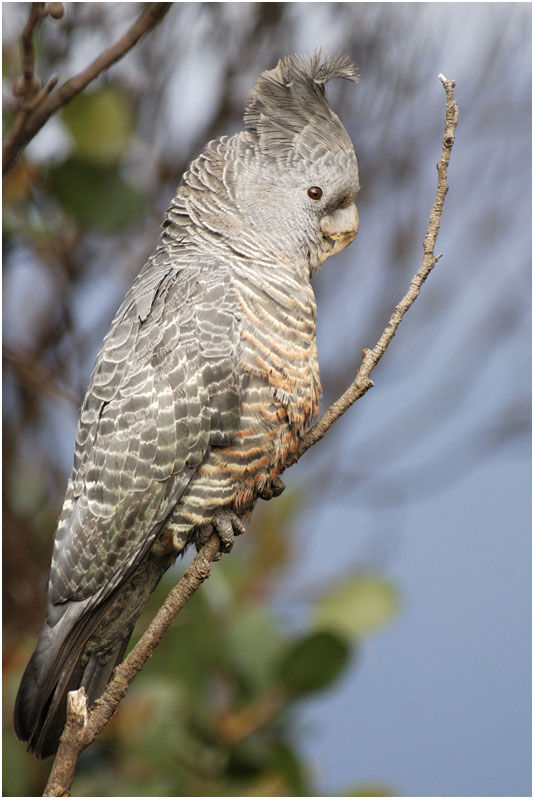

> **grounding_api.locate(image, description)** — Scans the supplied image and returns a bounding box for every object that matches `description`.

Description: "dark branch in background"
[4,346,80,408]
[42,75,459,797]
[2,2,172,176]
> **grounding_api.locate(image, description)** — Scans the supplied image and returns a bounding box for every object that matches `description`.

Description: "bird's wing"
[47,252,242,618]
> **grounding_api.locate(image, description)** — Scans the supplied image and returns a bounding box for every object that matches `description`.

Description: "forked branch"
[3,3,172,176]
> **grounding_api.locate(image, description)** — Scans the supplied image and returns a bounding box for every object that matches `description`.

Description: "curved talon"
[257,476,286,500]
[195,509,245,557]
[213,509,246,552]
[271,477,286,497]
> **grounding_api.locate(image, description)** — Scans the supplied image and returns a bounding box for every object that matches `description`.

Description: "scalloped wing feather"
[48,258,242,609]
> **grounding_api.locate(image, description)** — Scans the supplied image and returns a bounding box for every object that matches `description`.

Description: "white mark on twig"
[67,688,88,727]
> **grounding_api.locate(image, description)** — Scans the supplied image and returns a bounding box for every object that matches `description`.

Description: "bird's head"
[237,52,360,276]
[170,53,360,278]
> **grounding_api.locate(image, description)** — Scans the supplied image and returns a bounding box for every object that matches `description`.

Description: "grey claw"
[257,476,286,500]
[271,477,286,497]
[212,509,246,553]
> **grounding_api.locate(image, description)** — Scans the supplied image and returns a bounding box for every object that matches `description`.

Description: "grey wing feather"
[48,253,242,614]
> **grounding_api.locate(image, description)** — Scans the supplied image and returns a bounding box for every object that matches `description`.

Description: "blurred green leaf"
[48,158,145,231]
[276,630,351,697]
[224,603,286,698]
[267,740,312,796]
[61,88,135,165]
[314,574,400,637]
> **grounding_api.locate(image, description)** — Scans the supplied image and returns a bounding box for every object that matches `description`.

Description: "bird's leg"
[195,509,246,556]
[257,476,286,501]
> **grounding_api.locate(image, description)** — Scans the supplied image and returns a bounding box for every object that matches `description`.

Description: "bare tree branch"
[42,75,458,796]
[284,74,459,467]
[3,3,172,176]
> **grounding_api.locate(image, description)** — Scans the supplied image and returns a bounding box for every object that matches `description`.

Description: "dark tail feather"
[14,625,85,758]
[14,546,172,758]
[13,605,131,759]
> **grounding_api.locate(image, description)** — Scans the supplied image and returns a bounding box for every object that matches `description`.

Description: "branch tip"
[46,73,60,91]
[438,72,456,90]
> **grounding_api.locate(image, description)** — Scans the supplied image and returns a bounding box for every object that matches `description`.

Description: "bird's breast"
[234,273,321,435]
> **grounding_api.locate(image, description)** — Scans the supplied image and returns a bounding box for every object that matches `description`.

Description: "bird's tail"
[13,605,131,759]
[14,536,175,758]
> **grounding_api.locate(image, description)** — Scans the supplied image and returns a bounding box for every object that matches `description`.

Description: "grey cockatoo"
[14,52,360,758]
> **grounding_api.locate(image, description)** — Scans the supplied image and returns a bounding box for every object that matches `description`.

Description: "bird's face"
[235,143,360,278]
[298,147,360,274]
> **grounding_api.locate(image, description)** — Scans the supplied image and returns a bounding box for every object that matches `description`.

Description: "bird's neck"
[160,134,313,280]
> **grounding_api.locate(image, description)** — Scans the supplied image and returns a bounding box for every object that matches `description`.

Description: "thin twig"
[20,3,46,102]
[283,73,459,467]
[6,3,47,154]
[43,75,458,796]
[3,3,172,176]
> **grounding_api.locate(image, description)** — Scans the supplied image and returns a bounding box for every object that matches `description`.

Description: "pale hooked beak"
[319,203,359,261]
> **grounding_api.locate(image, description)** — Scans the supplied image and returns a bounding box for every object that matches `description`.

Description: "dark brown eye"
[307,186,323,200]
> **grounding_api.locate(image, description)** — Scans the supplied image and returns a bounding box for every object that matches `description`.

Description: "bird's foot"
[195,509,246,558]
[257,476,286,501]
[213,509,246,552]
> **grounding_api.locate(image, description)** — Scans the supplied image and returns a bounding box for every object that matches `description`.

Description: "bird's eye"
[307,186,323,200]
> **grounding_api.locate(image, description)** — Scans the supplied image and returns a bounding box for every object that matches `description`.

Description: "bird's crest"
[244,52,358,160]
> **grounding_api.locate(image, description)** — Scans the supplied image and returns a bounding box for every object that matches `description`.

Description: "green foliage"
[61,89,135,165]
[276,630,352,697]
[3,85,145,239]
[314,574,401,637]
[47,158,145,232]
[39,88,146,231]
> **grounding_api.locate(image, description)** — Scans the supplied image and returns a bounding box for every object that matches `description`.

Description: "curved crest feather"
[244,51,358,160]
[277,51,359,88]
